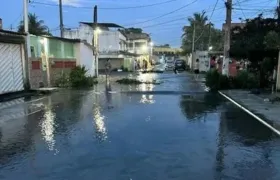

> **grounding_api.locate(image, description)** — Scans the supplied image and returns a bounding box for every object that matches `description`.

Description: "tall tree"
[18,13,51,36]
[181,11,223,54]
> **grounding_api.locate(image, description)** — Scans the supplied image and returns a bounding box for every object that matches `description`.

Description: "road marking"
[219,91,280,136]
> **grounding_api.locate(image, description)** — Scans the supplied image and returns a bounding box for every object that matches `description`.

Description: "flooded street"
[1,73,280,180]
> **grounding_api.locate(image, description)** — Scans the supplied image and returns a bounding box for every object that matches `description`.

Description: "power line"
[11,11,23,26]
[194,0,220,43]
[31,0,178,10]
[142,17,187,28]
[123,0,199,27]
[236,0,247,19]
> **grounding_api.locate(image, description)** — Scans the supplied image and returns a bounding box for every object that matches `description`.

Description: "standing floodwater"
[0,73,280,180]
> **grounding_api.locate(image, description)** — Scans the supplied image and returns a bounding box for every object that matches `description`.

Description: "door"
[0,43,24,94]
[11,44,24,91]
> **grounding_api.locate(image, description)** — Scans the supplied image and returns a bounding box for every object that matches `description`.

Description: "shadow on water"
[223,103,276,142]
[179,92,279,179]
[214,102,278,180]
[180,93,223,120]
[0,111,42,165]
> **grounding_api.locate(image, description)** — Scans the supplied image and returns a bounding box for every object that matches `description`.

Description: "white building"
[125,33,152,69]
[64,22,133,71]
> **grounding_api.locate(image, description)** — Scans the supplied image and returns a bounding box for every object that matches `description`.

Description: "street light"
[95,27,102,34]
[208,46,213,51]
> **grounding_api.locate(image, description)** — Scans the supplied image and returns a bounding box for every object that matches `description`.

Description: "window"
[135,42,145,48]
[64,42,75,58]
[128,43,133,48]
[49,39,62,58]
[30,46,36,58]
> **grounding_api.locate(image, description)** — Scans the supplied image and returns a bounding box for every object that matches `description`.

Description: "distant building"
[125,32,152,69]
[64,22,136,71]
[153,46,183,63]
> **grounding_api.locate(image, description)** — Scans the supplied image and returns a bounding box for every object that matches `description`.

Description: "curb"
[218,91,280,136]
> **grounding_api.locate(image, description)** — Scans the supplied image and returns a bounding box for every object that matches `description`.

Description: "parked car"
[165,60,174,70]
[174,59,186,71]
[152,63,166,73]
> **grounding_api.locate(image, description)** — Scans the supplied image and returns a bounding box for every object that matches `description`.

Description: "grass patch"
[116,78,161,85]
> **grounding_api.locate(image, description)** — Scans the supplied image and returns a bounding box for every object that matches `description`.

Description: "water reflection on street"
[0,73,280,180]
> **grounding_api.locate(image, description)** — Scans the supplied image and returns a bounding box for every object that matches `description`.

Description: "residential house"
[64,22,136,71]
[125,32,152,69]
[0,29,28,95]
[29,35,95,88]
[153,46,182,63]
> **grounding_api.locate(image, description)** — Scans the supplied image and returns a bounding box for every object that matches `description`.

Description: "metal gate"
[0,43,24,94]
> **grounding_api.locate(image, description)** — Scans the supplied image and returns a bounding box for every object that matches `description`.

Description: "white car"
[152,63,166,72]
[165,60,174,70]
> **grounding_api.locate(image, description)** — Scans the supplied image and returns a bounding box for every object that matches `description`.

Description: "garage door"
[0,43,24,94]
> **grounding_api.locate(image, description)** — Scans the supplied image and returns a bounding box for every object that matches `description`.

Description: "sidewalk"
[220,90,280,135]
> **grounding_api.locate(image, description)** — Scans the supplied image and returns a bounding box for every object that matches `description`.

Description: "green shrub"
[55,73,70,87]
[234,70,259,89]
[205,69,260,91]
[69,66,98,87]
[205,70,230,91]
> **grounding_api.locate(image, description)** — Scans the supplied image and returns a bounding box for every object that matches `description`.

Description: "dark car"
[174,59,186,71]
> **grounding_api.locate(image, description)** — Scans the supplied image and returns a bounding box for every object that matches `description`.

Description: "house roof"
[44,35,81,43]
[125,33,150,40]
[31,34,81,43]
[80,22,123,28]
[0,29,25,44]
[0,29,26,36]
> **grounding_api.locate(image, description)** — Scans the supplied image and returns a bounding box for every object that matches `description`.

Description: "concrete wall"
[64,23,93,45]
[78,43,95,77]
[29,58,76,88]
[99,58,123,70]
[98,31,120,53]
[194,51,210,72]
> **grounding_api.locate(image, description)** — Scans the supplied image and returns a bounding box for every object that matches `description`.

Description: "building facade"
[29,35,95,88]
[126,33,152,70]
[64,22,134,71]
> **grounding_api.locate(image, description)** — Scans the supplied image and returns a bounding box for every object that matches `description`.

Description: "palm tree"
[181,11,222,54]
[181,11,209,54]
[187,11,208,27]
[18,13,51,36]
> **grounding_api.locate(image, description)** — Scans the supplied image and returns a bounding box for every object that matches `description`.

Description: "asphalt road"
[0,72,280,180]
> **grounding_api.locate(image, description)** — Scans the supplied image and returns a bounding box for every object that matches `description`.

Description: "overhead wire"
[31,0,178,10]
[194,0,220,43]
[123,0,200,27]
[236,0,247,20]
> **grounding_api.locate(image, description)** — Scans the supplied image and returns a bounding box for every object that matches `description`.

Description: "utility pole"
[208,23,212,50]
[23,0,30,89]
[59,0,64,37]
[222,0,232,76]
[191,23,196,70]
[276,0,280,91]
[93,5,99,77]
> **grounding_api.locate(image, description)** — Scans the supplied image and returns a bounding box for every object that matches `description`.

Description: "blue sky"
[0,0,277,47]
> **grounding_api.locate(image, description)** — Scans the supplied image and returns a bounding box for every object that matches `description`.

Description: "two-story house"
[64,22,135,71]
[125,33,152,69]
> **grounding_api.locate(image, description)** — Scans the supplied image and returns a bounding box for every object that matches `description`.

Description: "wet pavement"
[1,72,280,180]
